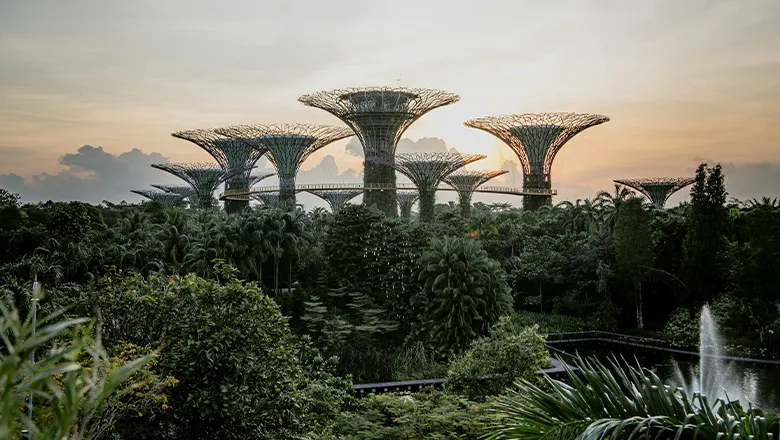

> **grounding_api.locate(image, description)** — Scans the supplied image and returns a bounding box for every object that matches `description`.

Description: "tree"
[416,236,513,355]
[507,234,566,313]
[613,197,653,329]
[683,163,728,307]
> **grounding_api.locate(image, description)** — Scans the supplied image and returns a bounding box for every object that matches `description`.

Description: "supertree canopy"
[307,190,362,213]
[396,190,419,219]
[251,192,281,208]
[151,162,236,209]
[298,87,460,216]
[150,184,195,198]
[248,172,277,187]
[464,112,609,210]
[614,177,695,208]
[130,189,186,208]
[171,128,269,214]
[367,152,485,222]
[215,124,353,205]
[443,169,508,217]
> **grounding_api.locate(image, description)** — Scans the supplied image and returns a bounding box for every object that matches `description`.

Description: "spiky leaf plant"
[486,355,779,440]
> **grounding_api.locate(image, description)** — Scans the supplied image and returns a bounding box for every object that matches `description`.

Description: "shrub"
[509,310,587,334]
[74,261,349,439]
[310,390,502,439]
[446,320,549,400]
[663,307,699,348]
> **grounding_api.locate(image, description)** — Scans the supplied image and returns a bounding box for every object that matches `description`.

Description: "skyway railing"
[221,183,557,200]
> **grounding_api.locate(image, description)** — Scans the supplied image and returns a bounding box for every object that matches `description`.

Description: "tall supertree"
[465,113,609,210]
[171,128,269,214]
[298,87,460,216]
[252,192,281,208]
[367,152,485,222]
[614,177,695,208]
[307,190,362,213]
[130,189,186,208]
[215,124,353,205]
[443,169,508,217]
[151,162,236,209]
[396,190,419,219]
[150,184,195,198]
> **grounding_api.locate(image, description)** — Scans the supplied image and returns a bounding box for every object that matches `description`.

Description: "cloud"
[0,145,179,204]
[345,136,451,157]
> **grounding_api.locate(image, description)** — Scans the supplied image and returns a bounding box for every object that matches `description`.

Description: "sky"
[1,0,779,208]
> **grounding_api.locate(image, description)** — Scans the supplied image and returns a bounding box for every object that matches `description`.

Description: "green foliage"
[311,390,501,440]
[662,307,700,348]
[508,310,586,334]
[0,300,152,439]
[487,355,780,440]
[417,236,513,355]
[613,197,653,328]
[74,261,348,439]
[446,320,549,399]
[684,163,729,306]
[505,234,566,313]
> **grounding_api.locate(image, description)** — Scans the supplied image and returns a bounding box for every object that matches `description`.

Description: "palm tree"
[597,184,635,231]
[487,355,779,440]
[156,210,189,269]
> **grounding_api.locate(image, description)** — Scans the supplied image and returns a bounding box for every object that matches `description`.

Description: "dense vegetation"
[2,162,780,438]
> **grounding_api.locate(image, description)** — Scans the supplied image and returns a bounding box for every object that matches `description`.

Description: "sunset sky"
[1,0,778,207]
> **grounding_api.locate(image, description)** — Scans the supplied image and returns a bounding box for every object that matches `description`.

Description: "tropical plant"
[416,236,513,355]
[446,320,548,399]
[487,355,780,440]
[0,299,152,440]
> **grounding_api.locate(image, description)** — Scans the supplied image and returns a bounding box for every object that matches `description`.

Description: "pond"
[571,346,780,413]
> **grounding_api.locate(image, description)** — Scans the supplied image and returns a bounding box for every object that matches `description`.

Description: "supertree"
[614,177,695,208]
[464,112,609,210]
[130,189,186,208]
[151,162,237,209]
[307,190,362,213]
[248,171,277,187]
[298,87,460,216]
[171,128,269,214]
[443,169,508,217]
[150,184,195,198]
[396,190,419,219]
[251,192,281,208]
[367,152,486,222]
[215,124,353,205]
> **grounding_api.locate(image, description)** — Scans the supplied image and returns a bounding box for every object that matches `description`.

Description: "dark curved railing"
[350,331,780,395]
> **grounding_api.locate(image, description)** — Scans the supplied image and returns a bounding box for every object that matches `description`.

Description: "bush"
[446,320,549,400]
[509,310,587,334]
[309,390,502,439]
[416,236,513,356]
[663,307,699,348]
[74,261,349,439]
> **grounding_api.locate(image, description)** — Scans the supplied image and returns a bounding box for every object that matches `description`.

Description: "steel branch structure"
[367,152,485,222]
[130,189,186,208]
[443,169,508,217]
[151,162,236,209]
[614,177,695,208]
[396,191,419,219]
[215,124,353,206]
[307,189,362,213]
[298,87,460,216]
[252,192,281,208]
[465,112,609,210]
[150,184,196,199]
[171,128,269,214]
[248,172,277,188]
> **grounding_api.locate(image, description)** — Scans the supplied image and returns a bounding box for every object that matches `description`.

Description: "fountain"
[672,305,760,408]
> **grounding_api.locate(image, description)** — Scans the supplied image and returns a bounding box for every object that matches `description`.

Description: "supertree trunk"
[458,191,472,217]
[418,188,436,223]
[279,176,296,204]
[224,180,249,214]
[299,87,460,217]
